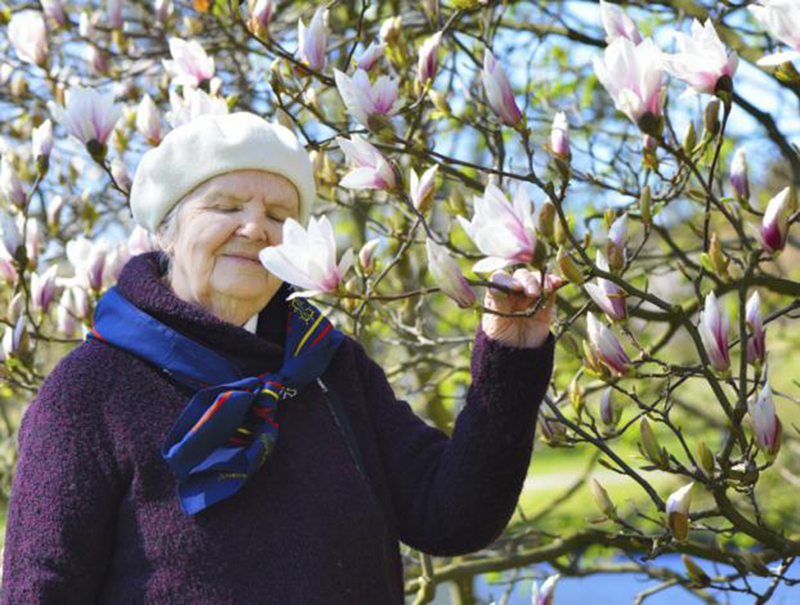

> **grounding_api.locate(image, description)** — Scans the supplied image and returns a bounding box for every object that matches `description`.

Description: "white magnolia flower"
[425,239,475,308]
[162,38,215,88]
[698,291,730,372]
[259,216,353,299]
[166,87,228,128]
[457,183,536,273]
[297,7,328,71]
[749,0,800,66]
[336,136,396,191]
[599,0,641,44]
[593,37,665,129]
[9,11,48,66]
[334,69,401,129]
[52,86,122,147]
[666,20,738,97]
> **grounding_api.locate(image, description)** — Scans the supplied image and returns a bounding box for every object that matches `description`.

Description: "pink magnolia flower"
[66,236,108,291]
[532,574,559,605]
[358,238,380,273]
[136,94,162,145]
[154,0,174,24]
[24,217,41,269]
[593,37,665,131]
[31,264,59,314]
[105,245,130,284]
[166,87,228,128]
[1,157,27,209]
[2,317,27,359]
[698,291,730,372]
[749,0,800,66]
[355,42,385,72]
[599,0,641,44]
[746,291,766,367]
[57,288,79,336]
[666,482,694,541]
[762,187,792,254]
[0,209,22,262]
[587,312,630,375]
[409,165,438,213]
[600,386,621,427]
[425,239,475,308]
[748,381,782,459]
[481,50,523,127]
[297,7,328,71]
[32,119,54,160]
[334,68,400,129]
[162,38,215,88]
[41,0,66,26]
[730,147,749,202]
[85,45,109,76]
[111,159,132,193]
[128,225,153,256]
[666,20,738,97]
[417,32,442,85]
[80,11,97,40]
[47,194,66,228]
[585,251,626,321]
[52,86,122,147]
[248,0,275,38]
[259,216,353,299]
[9,11,48,67]
[550,112,570,160]
[108,0,124,29]
[457,183,536,273]
[336,135,396,191]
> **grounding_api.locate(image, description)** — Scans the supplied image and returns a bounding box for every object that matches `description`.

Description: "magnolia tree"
[2,0,800,602]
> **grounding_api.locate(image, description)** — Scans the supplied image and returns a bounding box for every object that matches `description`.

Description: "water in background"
[422,554,800,604]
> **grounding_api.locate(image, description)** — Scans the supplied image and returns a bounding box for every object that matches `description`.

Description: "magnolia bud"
[640,185,651,226]
[7,292,24,323]
[682,121,697,154]
[600,386,622,428]
[538,202,555,242]
[539,415,567,446]
[703,99,721,138]
[583,339,602,374]
[569,375,584,413]
[557,246,584,285]
[590,478,616,517]
[697,441,715,476]
[682,555,710,587]
[666,482,694,542]
[709,232,729,279]
[358,238,380,275]
[531,239,548,269]
[640,417,667,468]
[554,214,570,246]
[429,90,450,115]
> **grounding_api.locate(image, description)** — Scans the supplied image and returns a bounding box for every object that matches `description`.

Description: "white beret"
[129,112,315,233]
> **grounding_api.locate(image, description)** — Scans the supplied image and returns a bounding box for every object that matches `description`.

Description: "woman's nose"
[236,212,269,242]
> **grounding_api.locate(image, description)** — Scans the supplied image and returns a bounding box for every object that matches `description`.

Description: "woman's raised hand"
[481,269,563,349]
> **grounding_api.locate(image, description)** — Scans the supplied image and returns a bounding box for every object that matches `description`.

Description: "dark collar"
[115,252,288,375]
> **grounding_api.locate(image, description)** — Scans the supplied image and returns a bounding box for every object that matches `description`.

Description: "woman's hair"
[154,197,184,283]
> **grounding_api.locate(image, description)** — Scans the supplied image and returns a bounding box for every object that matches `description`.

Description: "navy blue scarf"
[89,287,343,514]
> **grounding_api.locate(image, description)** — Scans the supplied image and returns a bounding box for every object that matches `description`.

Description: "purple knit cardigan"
[1,252,555,604]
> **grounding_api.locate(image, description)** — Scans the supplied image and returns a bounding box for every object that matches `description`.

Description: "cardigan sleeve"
[360,325,556,556]
[1,349,126,604]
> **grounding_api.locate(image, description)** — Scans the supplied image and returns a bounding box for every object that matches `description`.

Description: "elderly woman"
[1,112,557,603]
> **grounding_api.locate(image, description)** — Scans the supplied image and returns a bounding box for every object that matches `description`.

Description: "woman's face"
[160,170,299,319]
